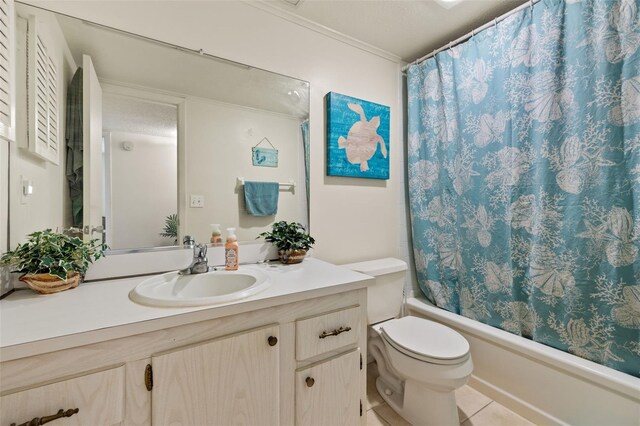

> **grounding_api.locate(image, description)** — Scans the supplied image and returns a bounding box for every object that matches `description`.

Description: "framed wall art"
[252,137,278,167]
[325,92,390,180]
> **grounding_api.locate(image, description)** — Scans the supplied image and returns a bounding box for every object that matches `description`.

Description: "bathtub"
[406,297,640,426]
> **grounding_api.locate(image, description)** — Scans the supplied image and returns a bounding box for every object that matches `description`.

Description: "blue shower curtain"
[407,0,639,377]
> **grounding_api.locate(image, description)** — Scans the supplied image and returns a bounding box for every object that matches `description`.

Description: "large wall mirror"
[9,3,310,252]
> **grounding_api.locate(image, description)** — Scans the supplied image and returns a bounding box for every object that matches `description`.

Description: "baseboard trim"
[468,375,567,426]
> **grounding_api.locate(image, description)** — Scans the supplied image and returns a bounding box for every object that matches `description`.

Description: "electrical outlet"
[190,194,205,208]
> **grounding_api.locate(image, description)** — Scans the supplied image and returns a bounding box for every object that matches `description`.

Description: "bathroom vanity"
[0,259,371,426]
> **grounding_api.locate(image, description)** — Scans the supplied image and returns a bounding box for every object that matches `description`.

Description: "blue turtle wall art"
[326,92,390,179]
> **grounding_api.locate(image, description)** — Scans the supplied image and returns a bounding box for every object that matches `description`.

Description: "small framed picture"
[252,147,278,167]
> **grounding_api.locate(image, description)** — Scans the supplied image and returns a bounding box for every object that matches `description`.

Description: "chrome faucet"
[179,243,216,275]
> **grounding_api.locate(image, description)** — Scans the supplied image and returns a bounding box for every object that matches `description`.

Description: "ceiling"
[262,0,529,62]
[103,94,178,139]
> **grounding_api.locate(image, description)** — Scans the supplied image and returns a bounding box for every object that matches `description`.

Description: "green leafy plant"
[0,229,105,280]
[160,213,178,241]
[257,221,315,251]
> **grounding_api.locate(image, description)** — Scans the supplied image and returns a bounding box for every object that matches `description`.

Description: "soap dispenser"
[210,224,223,245]
[225,228,239,271]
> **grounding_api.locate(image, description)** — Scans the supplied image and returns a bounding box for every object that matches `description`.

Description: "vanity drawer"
[0,365,125,426]
[296,306,360,360]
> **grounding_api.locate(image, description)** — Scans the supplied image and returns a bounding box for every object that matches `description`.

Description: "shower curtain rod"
[402,0,541,72]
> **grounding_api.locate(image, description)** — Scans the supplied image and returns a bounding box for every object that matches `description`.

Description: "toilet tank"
[341,258,407,325]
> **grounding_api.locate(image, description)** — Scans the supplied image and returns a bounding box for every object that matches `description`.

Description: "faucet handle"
[183,235,195,247]
[193,243,207,259]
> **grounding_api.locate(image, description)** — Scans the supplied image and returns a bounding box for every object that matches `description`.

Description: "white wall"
[107,131,177,250]
[0,143,7,249]
[31,1,406,266]
[0,141,9,294]
[184,98,302,243]
[9,7,75,247]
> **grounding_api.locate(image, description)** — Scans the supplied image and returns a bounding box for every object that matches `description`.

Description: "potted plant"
[258,221,315,264]
[0,229,105,294]
[160,213,179,245]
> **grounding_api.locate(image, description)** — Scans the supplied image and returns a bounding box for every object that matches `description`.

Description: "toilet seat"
[380,316,470,365]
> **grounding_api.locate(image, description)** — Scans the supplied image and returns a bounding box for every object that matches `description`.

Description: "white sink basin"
[129,267,270,307]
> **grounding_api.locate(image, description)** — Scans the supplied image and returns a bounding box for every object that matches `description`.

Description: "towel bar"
[236,177,296,193]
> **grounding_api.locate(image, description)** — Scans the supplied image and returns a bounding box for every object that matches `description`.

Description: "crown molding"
[242,0,404,64]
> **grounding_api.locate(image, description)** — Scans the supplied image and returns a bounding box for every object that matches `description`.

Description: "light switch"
[21,177,33,204]
[190,194,204,208]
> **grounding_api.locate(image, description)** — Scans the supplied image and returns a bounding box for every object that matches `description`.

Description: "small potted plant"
[258,221,315,264]
[160,213,179,245]
[0,229,105,294]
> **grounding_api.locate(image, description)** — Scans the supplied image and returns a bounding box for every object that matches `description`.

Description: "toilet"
[342,258,473,426]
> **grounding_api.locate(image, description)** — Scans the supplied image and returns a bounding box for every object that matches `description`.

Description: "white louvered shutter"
[27,15,59,163]
[46,51,58,154]
[0,0,11,132]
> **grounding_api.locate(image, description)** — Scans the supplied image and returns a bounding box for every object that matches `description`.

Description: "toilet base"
[368,320,472,425]
[376,374,460,426]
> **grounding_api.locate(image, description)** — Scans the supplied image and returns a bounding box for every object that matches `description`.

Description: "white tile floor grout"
[366,362,536,426]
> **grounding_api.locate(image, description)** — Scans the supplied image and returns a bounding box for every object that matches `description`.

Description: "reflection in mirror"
[9,3,310,253]
[103,94,178,250]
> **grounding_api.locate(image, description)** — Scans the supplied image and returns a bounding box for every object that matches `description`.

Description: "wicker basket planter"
[278,249,307,265]
[20,272,80,294]
[258,222,315,266]
[1,230,104,295]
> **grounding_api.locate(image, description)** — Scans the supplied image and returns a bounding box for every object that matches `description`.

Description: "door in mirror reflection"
[82,55,105,244]
[103,92,178,250]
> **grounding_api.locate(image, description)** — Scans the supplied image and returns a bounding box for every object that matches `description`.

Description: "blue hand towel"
[244,181,279,216]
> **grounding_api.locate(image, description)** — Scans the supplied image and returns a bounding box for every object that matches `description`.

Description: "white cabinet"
[151,325,280,426]
[0,289,367,426]
[296,349,361,426]
[294,306,364,426]
[0,366,125,426]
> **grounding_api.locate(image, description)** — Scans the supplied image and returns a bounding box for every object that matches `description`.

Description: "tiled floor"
[366,362,535,426]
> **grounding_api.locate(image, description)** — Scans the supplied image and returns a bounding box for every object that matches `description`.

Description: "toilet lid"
[380,316,470,365]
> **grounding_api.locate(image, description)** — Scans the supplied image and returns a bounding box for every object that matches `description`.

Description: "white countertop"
[0,258,372,361]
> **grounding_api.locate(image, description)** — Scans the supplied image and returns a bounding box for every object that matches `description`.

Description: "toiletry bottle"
[225,228,239,271]
[210,224,223,245]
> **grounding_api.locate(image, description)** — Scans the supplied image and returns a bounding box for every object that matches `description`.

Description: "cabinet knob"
[305,377,315,387]
[268,336,278,346]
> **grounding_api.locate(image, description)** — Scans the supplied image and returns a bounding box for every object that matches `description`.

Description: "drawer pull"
[11,408,80,426]
[268,336,278,346]
[319,326,352,339]
[305,377,315,387]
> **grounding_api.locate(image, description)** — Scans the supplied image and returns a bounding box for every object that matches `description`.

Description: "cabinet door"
[151,324,280,426]
[295,349,360,426]
[0,366,125,426]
